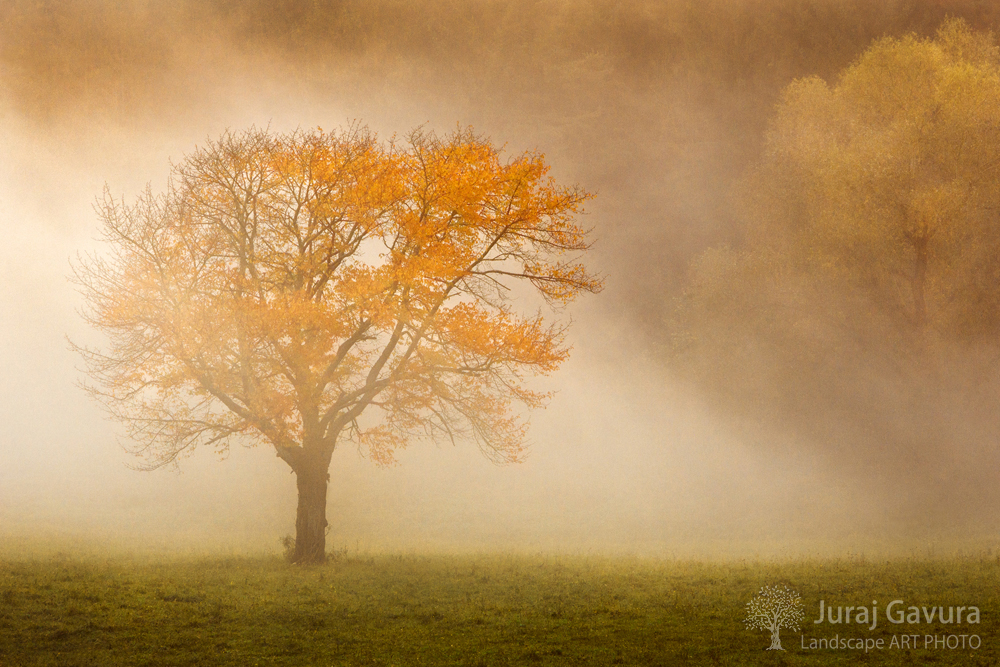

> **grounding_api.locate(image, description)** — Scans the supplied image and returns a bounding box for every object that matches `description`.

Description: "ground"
[0,551,997,665]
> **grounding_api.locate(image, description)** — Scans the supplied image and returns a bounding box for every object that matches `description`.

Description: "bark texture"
[289,450,332,565]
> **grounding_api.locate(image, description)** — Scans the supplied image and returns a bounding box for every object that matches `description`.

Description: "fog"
[1,0,998,559]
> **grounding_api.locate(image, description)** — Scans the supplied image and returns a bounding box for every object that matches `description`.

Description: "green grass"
[0,551,998,665]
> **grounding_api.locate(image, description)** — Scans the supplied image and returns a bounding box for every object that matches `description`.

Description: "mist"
[2,0,999,559]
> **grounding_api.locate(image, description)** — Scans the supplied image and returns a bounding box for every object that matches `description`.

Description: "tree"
[737,18,1000,338]
[75,125,601,564]
[668,20,1000,479]
[744,584,805,651]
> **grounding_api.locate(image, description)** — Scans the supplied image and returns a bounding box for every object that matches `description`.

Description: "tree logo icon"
[744,584,805,650]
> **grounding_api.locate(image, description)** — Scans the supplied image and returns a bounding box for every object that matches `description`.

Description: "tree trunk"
[768,627,784,650]
[291,460,330,564]
[912,235,928,328]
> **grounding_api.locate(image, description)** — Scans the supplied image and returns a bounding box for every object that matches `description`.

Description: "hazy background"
[2,0,999,558]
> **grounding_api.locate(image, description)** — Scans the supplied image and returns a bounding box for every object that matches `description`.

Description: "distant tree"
[75,125,601,564]
[672,19,1000,389]
[669,19,1000,482]
[744,584,805,651]
[736,18,1000,337]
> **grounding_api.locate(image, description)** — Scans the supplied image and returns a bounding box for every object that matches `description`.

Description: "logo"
[744,584,806,650]
[743,586,984,653]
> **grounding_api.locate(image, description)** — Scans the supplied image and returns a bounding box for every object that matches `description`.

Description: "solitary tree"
[75,125,601,563]
[744,584,805,651]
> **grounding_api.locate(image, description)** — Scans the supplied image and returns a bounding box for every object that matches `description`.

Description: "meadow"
[1,550,998,666]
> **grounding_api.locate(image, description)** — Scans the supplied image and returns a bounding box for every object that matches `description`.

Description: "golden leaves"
[743,19,1000,331]
[77,125,600,468]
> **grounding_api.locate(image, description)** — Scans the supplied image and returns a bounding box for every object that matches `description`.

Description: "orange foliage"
[75,125,601,470]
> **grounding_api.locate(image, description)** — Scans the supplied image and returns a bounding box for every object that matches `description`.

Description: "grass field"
[1,550,998,665]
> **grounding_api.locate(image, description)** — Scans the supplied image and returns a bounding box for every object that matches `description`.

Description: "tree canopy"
[743,18,1000,337]
[76,125,601,562]
[670,20,1000,492]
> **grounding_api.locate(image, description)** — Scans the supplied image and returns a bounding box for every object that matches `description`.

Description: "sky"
[0,0,997,558]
